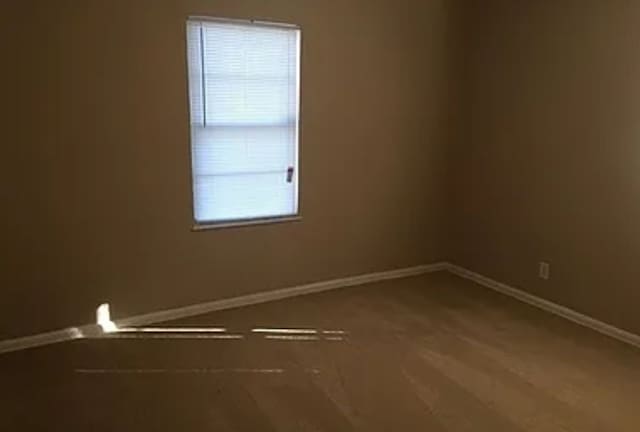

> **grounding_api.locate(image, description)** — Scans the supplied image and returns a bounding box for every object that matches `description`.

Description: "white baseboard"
[3,261,639,354]
[0,262,447,354]
[116,262,448,328]
[0,325,97,355]
[446,264,640,350]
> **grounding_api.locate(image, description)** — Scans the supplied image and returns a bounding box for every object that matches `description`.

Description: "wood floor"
[1,271,639,431]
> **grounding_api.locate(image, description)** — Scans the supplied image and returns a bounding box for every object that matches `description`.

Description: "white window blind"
[186,18,301,224]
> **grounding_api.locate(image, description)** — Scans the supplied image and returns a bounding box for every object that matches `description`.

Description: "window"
[186,18,301,227]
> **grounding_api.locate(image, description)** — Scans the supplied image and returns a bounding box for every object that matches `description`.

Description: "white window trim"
[186,16,303,230]
[189,16,301,30]
[192,215,302,232]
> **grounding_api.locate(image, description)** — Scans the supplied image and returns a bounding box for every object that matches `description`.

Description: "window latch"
[286,166,294,183]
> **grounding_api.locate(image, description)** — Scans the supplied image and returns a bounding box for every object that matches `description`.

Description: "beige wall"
[1,0,456,339]
[11,0,636,343]
[451,0,640,335]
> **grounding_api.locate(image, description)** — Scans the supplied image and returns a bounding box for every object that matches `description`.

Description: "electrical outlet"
[538,261,550,280]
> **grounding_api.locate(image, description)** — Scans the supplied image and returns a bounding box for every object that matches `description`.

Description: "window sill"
[192,215,302,231]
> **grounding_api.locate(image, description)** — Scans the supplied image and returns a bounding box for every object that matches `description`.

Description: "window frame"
[185,16,302,231]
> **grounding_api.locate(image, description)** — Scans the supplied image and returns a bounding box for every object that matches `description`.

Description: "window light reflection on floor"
[96,303,118,333]
[96,304,347,341]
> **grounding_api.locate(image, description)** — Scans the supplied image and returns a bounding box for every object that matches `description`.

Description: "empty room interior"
[3,0,640,430]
